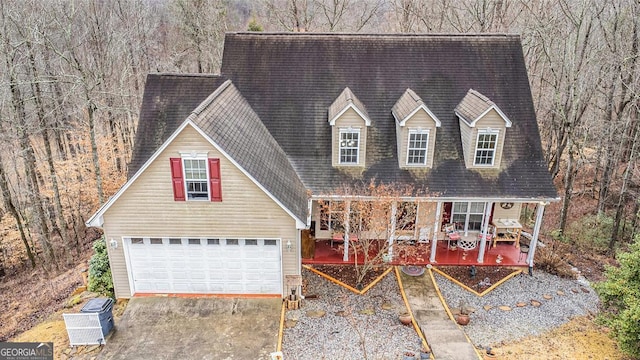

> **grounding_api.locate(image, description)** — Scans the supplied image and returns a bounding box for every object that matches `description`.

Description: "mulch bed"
[306,264,519,294]
[307,265,389,291]
[436,266,519,293]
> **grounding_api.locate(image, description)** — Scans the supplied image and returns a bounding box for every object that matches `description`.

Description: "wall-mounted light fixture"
[109,238,118,249]
[286,239,292,252]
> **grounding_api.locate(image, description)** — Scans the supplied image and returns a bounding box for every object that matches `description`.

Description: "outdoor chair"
[444,223,461,249]
[477,225,496,246]
[418,227,430,243]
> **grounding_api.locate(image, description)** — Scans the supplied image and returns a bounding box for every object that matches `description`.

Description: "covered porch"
[306,198,548,267]
[302,236,529,267]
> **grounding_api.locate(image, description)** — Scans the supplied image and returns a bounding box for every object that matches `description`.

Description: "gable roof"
[91,74,308,228]
[392,88,441,127]
[128,73,228,177]
[221,33,557,200]
[187,81,308,224]
[328,87,371,125]
[455,89,512,127]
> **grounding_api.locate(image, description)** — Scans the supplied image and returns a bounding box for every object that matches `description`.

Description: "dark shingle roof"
[129,73,228,177]
[188,81,308,222]
[455,89,505,126]
[220,32,557,199]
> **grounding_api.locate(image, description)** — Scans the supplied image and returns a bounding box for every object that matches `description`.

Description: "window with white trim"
[452,202,485,231]
[407,130,429,165]
[183,158,209,200]
[474,130,499,166]
[339,129,360,164]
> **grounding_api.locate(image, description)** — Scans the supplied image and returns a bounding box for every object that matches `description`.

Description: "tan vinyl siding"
[102,125,299,298]
[397,109,438,168]
[492,202,522,219]
[461,109,507,168]
[332,108,367,167]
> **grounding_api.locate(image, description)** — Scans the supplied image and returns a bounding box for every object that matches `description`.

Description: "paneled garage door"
[124,237,282,295]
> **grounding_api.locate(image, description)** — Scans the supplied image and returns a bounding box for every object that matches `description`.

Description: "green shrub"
[247,18,263,32]
[88,237,114,298]
[594,237,640,358]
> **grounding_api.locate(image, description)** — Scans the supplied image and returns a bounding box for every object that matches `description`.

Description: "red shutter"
[208,158,222,202]
[170,158,185,201]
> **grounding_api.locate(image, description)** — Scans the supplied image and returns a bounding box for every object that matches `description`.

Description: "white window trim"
[406,129,429,166]
[451,201,486,233]
[339,128,361,165]
[473,129,499,166]
[181,152,210,201]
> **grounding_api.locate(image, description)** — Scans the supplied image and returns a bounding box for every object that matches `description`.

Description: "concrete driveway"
[98,297,282,360]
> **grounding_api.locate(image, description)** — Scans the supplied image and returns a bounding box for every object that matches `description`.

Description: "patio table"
[491,219,522,248]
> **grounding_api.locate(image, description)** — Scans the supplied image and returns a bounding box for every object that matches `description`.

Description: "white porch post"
[527,202,546,267]
[343,201,351,262]
[388,202,397,257]
[477,201,493,263]
[430,201,442,263]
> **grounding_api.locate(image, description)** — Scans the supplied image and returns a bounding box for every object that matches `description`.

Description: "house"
[87,33,558,299]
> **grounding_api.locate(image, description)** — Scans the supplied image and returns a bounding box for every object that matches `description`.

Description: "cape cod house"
[87,33,558,299]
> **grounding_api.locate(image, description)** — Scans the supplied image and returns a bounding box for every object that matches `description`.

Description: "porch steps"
[399,269,480,360]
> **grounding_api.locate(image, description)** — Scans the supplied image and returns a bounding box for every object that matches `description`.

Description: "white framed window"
[474,130,499,166]
[339,129,360,164]
[319,200,344,232]
[183,157,209,200]
[407,129,429,165]
[452,202,485,231]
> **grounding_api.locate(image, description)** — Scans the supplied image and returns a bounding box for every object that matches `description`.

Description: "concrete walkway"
[399,269,479,360]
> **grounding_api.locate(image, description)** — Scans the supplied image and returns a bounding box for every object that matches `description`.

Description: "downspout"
[430,201,442,263]
[527,202,547,272]
[477,201,493,263]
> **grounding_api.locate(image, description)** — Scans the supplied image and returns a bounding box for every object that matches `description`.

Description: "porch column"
[343,201,351,262]
[430,201,442,263]
[477,201,493,263]
[388,202,397,257]
[527,202,546,268]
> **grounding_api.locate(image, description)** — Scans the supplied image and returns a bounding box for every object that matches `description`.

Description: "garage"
[123,237,282,295]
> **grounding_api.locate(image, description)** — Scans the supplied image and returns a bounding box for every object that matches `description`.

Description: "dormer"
[329,88,371,167]
[392,89,441,168]
[455,89,511,169]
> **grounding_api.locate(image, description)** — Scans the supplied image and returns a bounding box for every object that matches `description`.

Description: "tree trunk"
[0,157,36,268]
[559,144,577,233]
[26,39,71,253]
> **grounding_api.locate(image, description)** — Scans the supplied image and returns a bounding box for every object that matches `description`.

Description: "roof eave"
[329,103,371,126]
[398,104,442,127]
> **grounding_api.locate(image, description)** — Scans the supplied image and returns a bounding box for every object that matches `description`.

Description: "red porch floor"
[302,237,529,267]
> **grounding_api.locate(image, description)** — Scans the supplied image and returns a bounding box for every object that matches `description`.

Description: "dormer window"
[329,88,370,167]
[455,89,511,169]
[339,128,360,164]
[392,89,440,169]
[474,129,499,166]
[407,129,429,165]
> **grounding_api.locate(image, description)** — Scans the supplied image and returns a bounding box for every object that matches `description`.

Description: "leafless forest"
[0,0,638,275]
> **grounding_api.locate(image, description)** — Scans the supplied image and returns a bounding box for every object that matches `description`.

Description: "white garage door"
[124,237,282,295]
